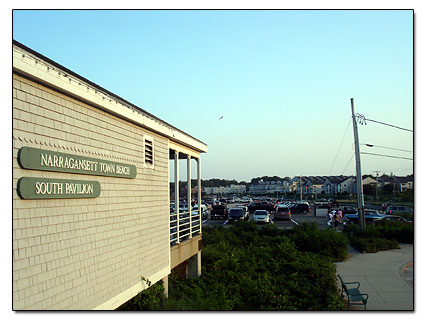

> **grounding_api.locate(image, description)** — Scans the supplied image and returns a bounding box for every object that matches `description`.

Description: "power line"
[342,153,355,174]
[357,114,413,132]
[360,152,413,160]
[365,118,413,132]
[329,117,352,176]
[361,143,413,153]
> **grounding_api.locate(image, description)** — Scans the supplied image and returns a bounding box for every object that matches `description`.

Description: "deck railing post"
[197,157,202,235]
[187,155,192,239]
[174,151,180,243]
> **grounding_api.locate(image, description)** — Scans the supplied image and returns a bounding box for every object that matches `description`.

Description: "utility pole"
[373,170,380,201]
[300,175,303,202]
[351,98,366,232]
[392,172,396,195]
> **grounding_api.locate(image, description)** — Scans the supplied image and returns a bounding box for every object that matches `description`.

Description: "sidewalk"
[335,244,414,311]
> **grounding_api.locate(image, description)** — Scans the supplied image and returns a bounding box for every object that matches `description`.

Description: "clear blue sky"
[13,10,413,182]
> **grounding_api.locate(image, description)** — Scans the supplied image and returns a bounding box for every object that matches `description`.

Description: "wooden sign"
[18,147,136,178]
[17,177,101,199]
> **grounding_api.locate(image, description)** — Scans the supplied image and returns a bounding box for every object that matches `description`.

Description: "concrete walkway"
[335,244,414,311]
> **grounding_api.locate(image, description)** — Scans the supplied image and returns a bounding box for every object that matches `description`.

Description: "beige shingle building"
[12,40,207,310]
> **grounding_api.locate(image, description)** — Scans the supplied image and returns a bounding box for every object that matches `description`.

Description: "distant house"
[379,174,414,192]
[397,175,414,191]
[251,174,413,196]
[323,176,348,194]
[290,176,307,194]
[290,176,325,195]
[248,180,290,195]
[306,176,326,194]
[362,175,377,186]
[338,177,356,194]
[339,175,385,194]
[204,184,246,195]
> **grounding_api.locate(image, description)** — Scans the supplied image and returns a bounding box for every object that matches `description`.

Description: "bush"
[117,280,166,310]
[343,220,413,253]
[284,223,349,261]
[374,220,414,244]
[400,189,414,202]
[120,222,346,311]
[397,212,414,222]
[349,236,399,253]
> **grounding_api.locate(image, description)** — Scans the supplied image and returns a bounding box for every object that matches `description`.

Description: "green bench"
[337,274,369,310]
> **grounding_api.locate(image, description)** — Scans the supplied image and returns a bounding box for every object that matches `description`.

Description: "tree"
[362,184,376,196]
[382,184,395,194]
[400,189,414,202]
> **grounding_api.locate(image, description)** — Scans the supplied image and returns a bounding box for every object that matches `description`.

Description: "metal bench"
[337,274,369,310]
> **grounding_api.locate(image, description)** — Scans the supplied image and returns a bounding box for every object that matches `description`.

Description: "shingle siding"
[13,74,170,310]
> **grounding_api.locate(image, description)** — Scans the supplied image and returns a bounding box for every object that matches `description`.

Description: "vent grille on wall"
[145,139,153,165]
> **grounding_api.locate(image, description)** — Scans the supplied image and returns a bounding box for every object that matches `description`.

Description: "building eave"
[12,40,207,154]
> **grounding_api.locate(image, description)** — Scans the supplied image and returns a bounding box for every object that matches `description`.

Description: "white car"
[253,210,270,223]
[236,205,249,219]
[241,197,252,203]
[192,204,208,219]
[192,204,208,213]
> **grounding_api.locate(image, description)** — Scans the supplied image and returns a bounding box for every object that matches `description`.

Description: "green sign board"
[17,177,101,199]
[18,147,136,178]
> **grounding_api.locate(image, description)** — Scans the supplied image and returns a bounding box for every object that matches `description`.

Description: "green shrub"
[374,220,414,244]
[120,222,345,311]
[117,280,166,310]
[343,220,412,252]
[350,236,399,253]
[399,212,414,221]
[285,223,349,261]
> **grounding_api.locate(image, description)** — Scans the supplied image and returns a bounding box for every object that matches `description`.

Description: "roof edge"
[12,40,207,152]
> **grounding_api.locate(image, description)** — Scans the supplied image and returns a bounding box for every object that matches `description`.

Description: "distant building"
[249,180,290,195]
[204,184,246,195]
[379,174,414,192]
[323,176,348,194]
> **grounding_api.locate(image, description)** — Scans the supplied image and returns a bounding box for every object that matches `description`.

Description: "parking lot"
[202,202,330,230]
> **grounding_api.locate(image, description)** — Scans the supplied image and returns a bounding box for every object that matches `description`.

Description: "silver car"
[253,210,270,223]
[236,205,249,219]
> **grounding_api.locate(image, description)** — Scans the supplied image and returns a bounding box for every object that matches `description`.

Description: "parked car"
[314,200,329,209]
[228,207,247,222]
[253,210,270,223]
[201,201,212,211]
[236,205,249,220]
[204,200,215,210]
[288,202,310,214]
[364,209,381,215]
[248,201,273,214]
[343,213,386,225]
[274,205,292,221]
[376,215,413,223]
[192,203,207,212]
[341,206,357,215]
[328,198,340,207]
[381,203,392,211]
[241,197,252,203]
[192,204,208,220]
[247,202,257,214]
[219,198,229,204]
[386,206,413,215]
[179,204,189,212]
[210,204,228,220]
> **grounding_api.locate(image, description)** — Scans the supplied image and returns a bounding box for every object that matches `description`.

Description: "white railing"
[170,210,201,246]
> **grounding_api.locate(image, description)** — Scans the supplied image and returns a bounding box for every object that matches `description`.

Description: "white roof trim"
[13,45,207,153]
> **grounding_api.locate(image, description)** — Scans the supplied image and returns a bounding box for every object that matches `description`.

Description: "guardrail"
[170,210,201,246]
